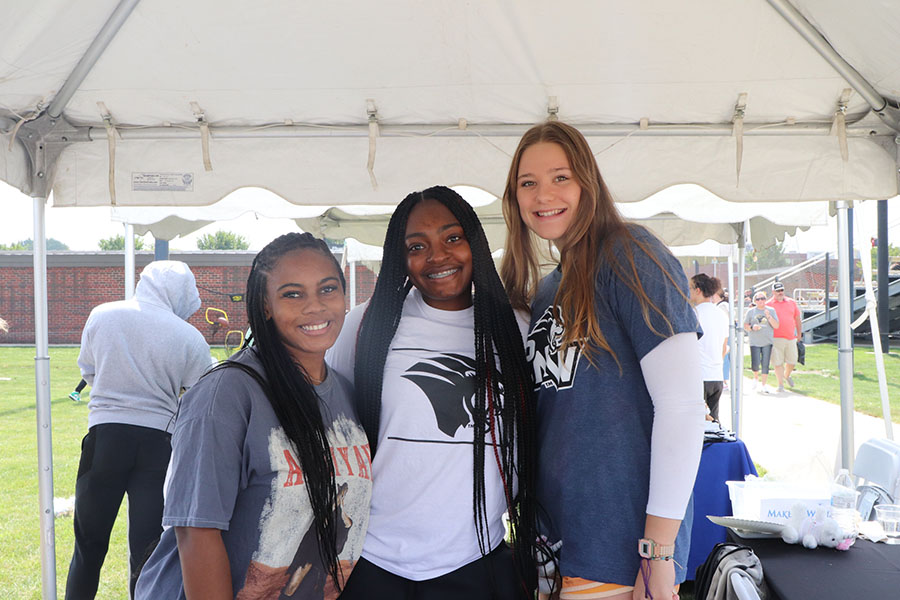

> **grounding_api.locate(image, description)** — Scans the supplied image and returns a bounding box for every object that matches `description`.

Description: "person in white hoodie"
[65,260,213,600]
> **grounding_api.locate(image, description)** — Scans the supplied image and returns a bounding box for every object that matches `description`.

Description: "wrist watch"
[638,538,675,561]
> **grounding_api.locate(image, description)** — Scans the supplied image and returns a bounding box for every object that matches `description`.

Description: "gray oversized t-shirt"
[135,348,371,600]
[743,306,776,346]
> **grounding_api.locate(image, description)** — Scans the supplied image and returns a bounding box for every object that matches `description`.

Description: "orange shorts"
[560,576,633,599]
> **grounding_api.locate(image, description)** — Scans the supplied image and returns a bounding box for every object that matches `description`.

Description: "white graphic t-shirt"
[135,348,371,600]
[328,288,528,580]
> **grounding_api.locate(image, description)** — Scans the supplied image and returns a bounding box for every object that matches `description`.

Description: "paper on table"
[858,520,887,543]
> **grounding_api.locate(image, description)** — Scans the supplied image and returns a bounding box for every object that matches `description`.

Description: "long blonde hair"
[500,121,682,364]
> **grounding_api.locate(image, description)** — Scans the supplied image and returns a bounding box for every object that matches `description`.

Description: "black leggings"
[703,380,724,422]
[65,423,171,600]
[339,543,528,600]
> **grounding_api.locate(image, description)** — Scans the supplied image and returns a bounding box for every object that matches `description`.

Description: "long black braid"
[354,186,539,592]
[209,232,347,590]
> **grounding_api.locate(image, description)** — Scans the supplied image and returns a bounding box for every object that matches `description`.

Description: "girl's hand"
[633,558,678,600]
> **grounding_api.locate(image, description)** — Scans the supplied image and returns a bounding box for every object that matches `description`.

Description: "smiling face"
[264,248,346,378]
[404,198,473,311]
[515,142,582,242]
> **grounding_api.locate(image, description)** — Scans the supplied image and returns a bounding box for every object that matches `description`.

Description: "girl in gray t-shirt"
[743,292,779,391]
[136,233,371,600]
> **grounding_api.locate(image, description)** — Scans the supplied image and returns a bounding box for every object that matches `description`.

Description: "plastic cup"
[874,504,900,545]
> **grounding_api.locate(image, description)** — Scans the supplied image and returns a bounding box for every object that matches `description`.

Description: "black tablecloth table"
[727,530,900,599]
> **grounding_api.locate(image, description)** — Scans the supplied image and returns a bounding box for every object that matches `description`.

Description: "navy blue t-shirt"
[527,226,700,585]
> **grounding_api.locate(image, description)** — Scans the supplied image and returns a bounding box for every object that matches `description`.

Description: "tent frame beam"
[90,121,886,141]
[47,0,142,119]
[767,0,900,133]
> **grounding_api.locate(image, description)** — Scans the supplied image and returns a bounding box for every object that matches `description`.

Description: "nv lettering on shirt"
[283,444,372,487]
[526,305,582,390]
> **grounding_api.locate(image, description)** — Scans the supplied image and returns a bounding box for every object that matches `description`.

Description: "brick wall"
[0,251,377,345]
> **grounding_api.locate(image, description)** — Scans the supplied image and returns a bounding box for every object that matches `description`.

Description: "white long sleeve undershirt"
[640,332,707,519]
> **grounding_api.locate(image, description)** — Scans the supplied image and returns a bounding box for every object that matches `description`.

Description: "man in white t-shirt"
[690,274,729,421]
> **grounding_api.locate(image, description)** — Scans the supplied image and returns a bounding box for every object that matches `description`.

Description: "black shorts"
[338,543,528,600]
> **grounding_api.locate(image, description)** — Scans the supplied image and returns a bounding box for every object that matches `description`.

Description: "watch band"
[638,538,675,560]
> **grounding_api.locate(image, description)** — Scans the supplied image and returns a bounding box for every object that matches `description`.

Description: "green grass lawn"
[743,342,900,419]
[3,343,892,598]
[0,346,231,600]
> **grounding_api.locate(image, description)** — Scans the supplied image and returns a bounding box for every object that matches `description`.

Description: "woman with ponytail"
[136,233,371,600]
[329,186,539,599]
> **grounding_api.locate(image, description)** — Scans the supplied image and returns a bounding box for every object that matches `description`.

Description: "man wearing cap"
[766,281,802,393]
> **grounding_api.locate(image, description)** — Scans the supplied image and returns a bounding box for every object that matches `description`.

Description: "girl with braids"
[136,233,371,600]
[328,186,539,599]
[500,122,706,600]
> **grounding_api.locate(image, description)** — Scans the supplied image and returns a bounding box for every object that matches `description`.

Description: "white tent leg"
[125,223,135,299]
[727,254,736,422]
[852,202,893,440]
[733,230,747,438]
[836,201,855,470]
[33,196,57,599]
[349,260,357,308]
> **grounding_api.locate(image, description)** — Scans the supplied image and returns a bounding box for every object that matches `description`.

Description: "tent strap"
[732,93,747,186]
[99,102,118,204]
[367,99,379,190]
[831,89,851,162]
[191,102,213,171]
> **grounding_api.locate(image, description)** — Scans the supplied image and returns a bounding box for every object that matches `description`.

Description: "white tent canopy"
[2,0,899,208]
[2,1,900,596]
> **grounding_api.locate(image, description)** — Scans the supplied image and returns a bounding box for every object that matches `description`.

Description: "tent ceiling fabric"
[1,0,899,207]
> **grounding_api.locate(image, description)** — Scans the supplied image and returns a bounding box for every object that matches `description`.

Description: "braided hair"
[210,232,347,589]
[354,186,539,592]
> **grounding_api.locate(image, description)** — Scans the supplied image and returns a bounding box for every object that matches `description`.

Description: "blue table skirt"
[685,438,757,578]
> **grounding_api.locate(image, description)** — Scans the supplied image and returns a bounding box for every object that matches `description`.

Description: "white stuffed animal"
[780,503,850,550]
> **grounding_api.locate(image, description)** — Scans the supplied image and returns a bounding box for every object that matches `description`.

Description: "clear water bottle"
[831,468,859,545]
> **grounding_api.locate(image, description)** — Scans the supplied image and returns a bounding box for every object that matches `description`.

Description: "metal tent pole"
[33,196,56,599]
[47,0,142,119]
[734,225,747,438]
[766,0,900,132]
[125,223,135,299]
[349,262,357,308]
[154,238,169,260]
[727,254,736,422]
[877,200,889,354]
[836,201,855,470]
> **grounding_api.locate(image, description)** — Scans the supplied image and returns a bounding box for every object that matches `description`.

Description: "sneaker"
[753,381,761,391]
[761,386,770,394]
[786,376,795,387]
[776,385,785,393]
[69,391,81,402]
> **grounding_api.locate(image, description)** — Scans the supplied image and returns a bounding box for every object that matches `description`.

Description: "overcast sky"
[2,180,898,254]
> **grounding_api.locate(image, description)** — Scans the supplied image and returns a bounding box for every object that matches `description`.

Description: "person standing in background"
[766,281,802,393]
[66,261,214,600]
[743,291,779,393]
[714,286,731,391]
[690,274,729,422]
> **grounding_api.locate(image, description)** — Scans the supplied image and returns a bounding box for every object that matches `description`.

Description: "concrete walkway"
[717,376,898,485]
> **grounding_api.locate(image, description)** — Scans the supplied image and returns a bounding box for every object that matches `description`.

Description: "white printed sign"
[758,498,832,524]
[132,172,194,192]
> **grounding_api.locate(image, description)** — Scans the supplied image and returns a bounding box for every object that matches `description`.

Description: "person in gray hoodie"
[65,260,214,600]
